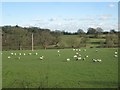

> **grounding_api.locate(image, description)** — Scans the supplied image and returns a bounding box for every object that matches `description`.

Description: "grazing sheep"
[73,55,77,58]
[58,54,60,56]
[35,53,38,55]
[76,57,81,60]
[97,59,102,62]
[19,53,21,55]
[93,59,97,62]
[73,49,75,51]
[57,50,60,53]
[29,53,32,55]
[23,53,26,56]
[78,54,81,57]
[114,55,118,57]
[96,50,98,52]
[14,53,16,55]
[8,56,11,59]
[86,55,88,58]
[67,58,70,61]
[79,49,81,51]
[11,53,14,55]
[115,52,118,54]
[76,49,78,51]
[83,58,86,60]
[84,49,86,51]
[18,57,20,59]
[76,52,79,55]
[1,53,2,54]
[40,56,44,60]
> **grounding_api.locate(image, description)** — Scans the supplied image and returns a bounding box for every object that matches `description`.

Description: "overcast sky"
[2,2,118,32]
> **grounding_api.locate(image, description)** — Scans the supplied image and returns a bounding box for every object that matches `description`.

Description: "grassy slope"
[60,35,105,48]
[2,48,118,88]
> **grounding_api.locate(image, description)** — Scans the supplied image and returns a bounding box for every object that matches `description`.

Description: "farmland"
[2,48,118,88]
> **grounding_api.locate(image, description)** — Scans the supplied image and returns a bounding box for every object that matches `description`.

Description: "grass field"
[2,48,118,88]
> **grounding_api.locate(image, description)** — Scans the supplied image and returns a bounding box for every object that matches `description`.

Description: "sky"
[2,2,118,32]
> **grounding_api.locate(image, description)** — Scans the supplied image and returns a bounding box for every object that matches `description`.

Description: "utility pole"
[32,33,34,51]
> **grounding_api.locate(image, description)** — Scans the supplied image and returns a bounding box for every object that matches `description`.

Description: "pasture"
[2,48,118,88]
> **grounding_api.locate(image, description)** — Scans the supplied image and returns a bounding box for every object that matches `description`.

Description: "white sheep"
[84,49,86,51]
[97,59,102,62]
[73,55,77,58]
[8,56,11,59]
[11,53,14,55]
[83,58,86,60]
[93,59,97,62]
[76,49,78,51]
[57,50,60,53]
[67,58,70,61]
[114,55,118,57]
[40,56,44,60]
[77,57,81,60]
[23,53,26,56]
[86,55,88,58]
[73,49,75,51]
[19,53,21,55]
[29,53,32,55]
[18,57,21,59]
[14,53,16,55]
[35,53,38,55]
[115,51,118,54]
[58,54,60,56]
[76,52,79,55]
[79,49,81,51]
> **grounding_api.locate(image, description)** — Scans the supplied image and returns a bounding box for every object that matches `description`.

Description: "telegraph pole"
[32,33,34,51]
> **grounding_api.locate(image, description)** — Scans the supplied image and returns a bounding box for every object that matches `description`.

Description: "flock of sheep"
[1,48,118,63]
[65,49,102,62]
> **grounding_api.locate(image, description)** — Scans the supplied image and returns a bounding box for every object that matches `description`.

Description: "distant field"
[2,48,118,88]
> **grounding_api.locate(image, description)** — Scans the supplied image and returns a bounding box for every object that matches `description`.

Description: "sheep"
[83,58,86,60]
[19,53,21,55]
[76,49,78,51]
[40,56,44,60]
[11,53,14,55]
[76,52,79,55]
[79,49,81,51]
[114,55,118,57]
[93,59,97,62]
[14,53,16,55]
[29,53,32,55]
[73,49,75,51]
[86,55,88,58]
[57,50,60,53]
[18,57,21,60]
[78,54,81,57]
[67,58,70,61]
[84,49,86,51]
[23,53,26,56]
[76,57,81,60]
[35,53,38,55]
[73,55,77,58]
[115,51,118,54]
[97,59,102,62]
[58,54,60,56]
[1,53,2,54]
[96,50,98,52]
[8,56,11,59]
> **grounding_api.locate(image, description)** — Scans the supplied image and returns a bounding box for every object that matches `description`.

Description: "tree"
[96,27,103,33]
[40,31,54,49]
[77,29,85,34]
[87,27,97,34]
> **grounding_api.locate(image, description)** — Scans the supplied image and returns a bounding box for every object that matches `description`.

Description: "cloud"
[108,4,115,8]
[98,14,112,20]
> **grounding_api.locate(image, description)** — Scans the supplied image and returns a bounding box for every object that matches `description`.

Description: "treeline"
[1,25,119,50]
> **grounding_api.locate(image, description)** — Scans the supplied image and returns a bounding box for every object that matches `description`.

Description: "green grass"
[2,48,118,88]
